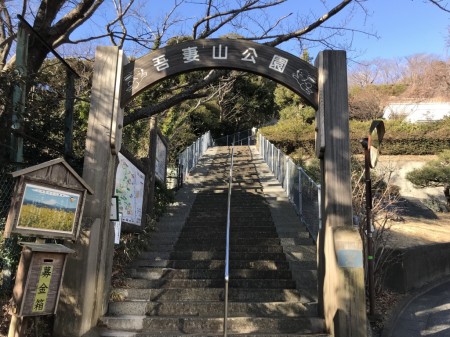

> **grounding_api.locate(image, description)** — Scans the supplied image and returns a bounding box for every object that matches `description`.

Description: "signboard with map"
[115,153,145,226]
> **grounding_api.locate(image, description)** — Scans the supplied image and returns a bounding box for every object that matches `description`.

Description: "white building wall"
[383,102,450,122]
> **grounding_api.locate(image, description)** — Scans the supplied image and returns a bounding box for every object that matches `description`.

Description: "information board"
[115,153,145,226]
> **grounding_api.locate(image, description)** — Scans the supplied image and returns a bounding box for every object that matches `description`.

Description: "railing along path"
[223,141,235,337]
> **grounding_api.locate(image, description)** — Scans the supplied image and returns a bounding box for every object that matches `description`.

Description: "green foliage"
[217,75,277,132]
[122,119,151,158]
[303,158,321,182]
[349,83,407,98]
[261,118,450,160]
[376,83,408,96]
[0,220,21,292]
[300,49,313,64]
[348,119,450,155]
[260,118,315,157]
[0,59,91,165]
[406,150,450,188]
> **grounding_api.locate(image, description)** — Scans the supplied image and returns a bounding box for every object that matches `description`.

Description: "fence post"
[261,137,264,159]
[276,149,280,181]
[286,159,290,199]
[318,184,322,231]
[259,134,262,153]
[298,168,303,216]
[271,143,274,172]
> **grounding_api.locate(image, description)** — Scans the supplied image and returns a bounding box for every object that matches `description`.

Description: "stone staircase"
[99,146,328,336]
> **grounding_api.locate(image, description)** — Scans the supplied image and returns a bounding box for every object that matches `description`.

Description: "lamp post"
[360,120,385,317]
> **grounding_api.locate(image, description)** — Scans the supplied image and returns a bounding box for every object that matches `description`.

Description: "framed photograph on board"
[12,182,83,238]
[3,158,93,240]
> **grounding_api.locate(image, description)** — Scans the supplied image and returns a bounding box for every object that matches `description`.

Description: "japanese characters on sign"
[32,265,53,313]
[122,39,318,108]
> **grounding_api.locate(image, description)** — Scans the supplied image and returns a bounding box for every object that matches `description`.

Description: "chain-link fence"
[257,133,322,242]
[177,131,213,183]
[0,166,15,221]
[212,128,257,146]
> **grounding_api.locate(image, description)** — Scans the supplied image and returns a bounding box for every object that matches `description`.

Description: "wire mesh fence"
[177,131,214,182]
[0,165,15,222]
[257,133,322,242]
[212,128,257,146]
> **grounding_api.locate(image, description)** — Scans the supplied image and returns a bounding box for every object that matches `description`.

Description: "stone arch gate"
[54,39,366,337]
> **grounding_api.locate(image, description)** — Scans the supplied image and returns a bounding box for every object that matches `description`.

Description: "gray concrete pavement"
[384,277,450,337]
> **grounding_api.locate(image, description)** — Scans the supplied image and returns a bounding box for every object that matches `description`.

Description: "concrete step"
[108,300,319,317]
[189,207,272,214]
[173,238,282,246]
[99,316,326,335]
[168,251,287,261]
[126,268,292,280]
[111,287,317,303]
[177,231,279,239]
[168,244,285,253]
[101,146,325,336]
[183,220,275,227]
[121,278,297,289]
[180,221,278,232]
[99,331,330,337]
[130,259,290,269]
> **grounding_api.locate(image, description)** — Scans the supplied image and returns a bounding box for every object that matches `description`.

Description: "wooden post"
[10,23,28,164]
[53,46,124,337]
[315,50,367,336]
[64,70,75,158]
[146,116,158,216]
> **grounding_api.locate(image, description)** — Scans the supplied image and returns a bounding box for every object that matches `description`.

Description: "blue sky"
[348,0,449,60]
[68,0,448,61]
[145,0,449,60]
[23,184,80,210]
[254,0,449,60]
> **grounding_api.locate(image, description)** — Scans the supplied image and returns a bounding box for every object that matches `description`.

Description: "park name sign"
[121,38,318,109]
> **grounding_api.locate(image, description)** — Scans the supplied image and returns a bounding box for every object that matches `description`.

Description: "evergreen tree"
[406,150,450,207]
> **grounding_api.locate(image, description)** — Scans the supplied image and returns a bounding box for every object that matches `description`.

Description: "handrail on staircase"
[223,139,235,337]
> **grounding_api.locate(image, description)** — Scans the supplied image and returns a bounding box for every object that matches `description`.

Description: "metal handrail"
[257,133,322,241]
[223,141,235,337]
[213,128,256,147]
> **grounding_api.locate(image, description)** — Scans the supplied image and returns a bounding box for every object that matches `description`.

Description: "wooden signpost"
[4,158,92,337]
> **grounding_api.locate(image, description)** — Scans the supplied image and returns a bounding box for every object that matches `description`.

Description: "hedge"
[260,118,450,157]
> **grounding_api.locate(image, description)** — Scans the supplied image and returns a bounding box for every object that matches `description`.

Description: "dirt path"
[387,212,450,249]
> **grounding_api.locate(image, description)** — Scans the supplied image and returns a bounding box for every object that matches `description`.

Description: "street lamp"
[360,120,385,317]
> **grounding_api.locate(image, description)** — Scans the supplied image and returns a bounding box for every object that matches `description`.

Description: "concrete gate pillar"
[315,50,367,336]
[53,46,125,337]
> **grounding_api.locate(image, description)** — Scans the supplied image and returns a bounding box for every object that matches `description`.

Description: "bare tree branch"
[266,0,353,47]
[51,0,105,47]
[0,0,15,68]
[123,70,226,125]
[194,0,286,39]
[428,0,450,12]
[107,0,135,48]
